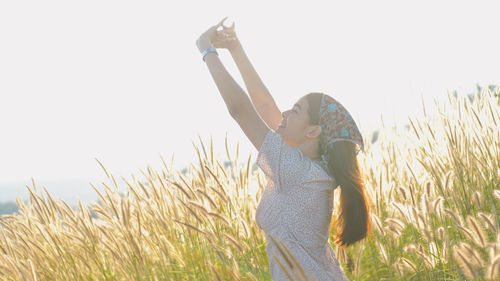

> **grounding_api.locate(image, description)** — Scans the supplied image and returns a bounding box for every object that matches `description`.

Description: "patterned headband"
[318,93,364,176]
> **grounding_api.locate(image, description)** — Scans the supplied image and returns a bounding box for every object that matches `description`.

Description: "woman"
[196,18,372,281]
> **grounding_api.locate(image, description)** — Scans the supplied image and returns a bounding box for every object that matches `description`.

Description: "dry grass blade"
[456,224,475,241]
[209,261,222,281]
[167,180,192,200]
[371,213,385,235]
[443,208,462,225]
[268,235,309,281]
[171,219,206,235]
[466,215,487,248]
[400,257,417,273]
[207,212,231,226]
[205,164,225,191]
[453,245,477,279]
[223,233,244,251]
[95,157,111,179]
[478,212,497,232]
[179,200,205,224]
[460,242,484,267]
[270,252,296,281]
[487,254,500,280]
[197,188,218,209]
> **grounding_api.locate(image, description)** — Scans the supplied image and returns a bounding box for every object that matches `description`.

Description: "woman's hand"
[196,17,228,53]
[211,18,240,51]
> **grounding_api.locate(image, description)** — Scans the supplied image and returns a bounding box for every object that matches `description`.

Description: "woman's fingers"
[219,16,228,25]
[203,18,226,35]
[221,21,235,32]
[208,17,236,45]
[216,29,231,37]
[219,28,235,38]
[216,17,228,30]
[216,17,235,31]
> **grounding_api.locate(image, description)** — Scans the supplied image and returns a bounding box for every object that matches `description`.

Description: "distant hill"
[0,178,103,209]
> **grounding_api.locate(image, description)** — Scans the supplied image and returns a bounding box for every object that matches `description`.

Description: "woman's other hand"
[211,17,240,51]
[196,17,228,53]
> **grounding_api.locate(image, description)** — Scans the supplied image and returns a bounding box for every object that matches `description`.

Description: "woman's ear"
[307,124,322,139]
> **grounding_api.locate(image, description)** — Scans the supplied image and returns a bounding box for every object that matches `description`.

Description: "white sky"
[1,0,499,202]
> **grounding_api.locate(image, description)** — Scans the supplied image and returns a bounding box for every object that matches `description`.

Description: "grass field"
[1,88,499,280]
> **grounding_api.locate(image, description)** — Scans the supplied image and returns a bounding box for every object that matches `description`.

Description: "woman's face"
[277,95,315,147]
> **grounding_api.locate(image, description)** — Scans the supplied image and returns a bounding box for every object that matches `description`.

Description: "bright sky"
[1,0,499,202]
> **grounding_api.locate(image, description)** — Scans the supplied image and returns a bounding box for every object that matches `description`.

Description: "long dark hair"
[306,92,372,248]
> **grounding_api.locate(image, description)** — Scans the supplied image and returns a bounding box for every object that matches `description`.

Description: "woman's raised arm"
[196,19,270,151]
[212,20,283,131]
[196,20,251,116]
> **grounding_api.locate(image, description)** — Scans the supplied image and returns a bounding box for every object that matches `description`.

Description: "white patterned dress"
[255,129,350,281]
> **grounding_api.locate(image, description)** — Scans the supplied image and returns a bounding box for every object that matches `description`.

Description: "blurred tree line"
[452,83,499,102]
[0,201,19,216]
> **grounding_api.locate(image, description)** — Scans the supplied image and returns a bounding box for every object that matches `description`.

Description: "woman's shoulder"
[302,158,337,189]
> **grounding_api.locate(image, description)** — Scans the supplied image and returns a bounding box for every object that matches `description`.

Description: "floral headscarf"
[318,93,365,177]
